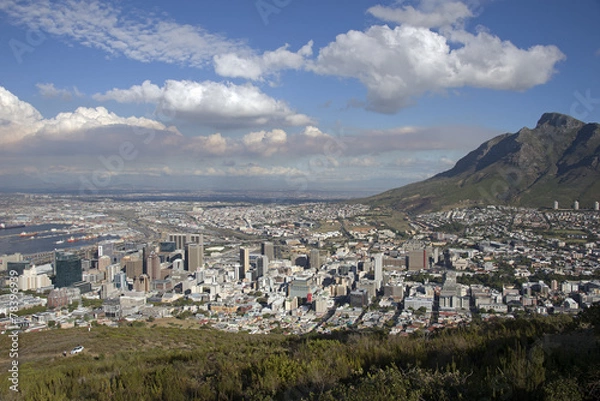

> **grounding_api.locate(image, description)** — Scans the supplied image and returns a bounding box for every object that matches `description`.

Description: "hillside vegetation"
[0,308,599,400]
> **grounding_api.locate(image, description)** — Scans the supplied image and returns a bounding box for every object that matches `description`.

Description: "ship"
[19,232,38,237]
[0,223,26,230]
[67,236,77,243]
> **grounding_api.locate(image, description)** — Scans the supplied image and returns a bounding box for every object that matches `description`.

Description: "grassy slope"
[0,314,598,400]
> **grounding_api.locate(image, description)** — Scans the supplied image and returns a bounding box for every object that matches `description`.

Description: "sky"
[0,0,599,196]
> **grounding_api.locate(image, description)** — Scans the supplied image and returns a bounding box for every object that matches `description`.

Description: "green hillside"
[0,310,599,400]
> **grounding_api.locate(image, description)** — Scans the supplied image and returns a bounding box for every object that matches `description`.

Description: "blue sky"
[0,0,599,195]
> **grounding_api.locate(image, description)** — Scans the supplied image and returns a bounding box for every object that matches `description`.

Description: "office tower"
[407,249,428,271]
[113,272,127,290]
[7,261,30,276]
[159,241,177,253]
[236,264,245,282]
[167,233,203,250]
[256,255,268,278]
[310,249,321,269]
[134,274,150,292]
[261,241,274,261]
[374,253,383,290]
[97,255,111,272]
[147,252,161,281]
[573,200,580,210]
[97,241,114,259]
[240,247,250,275]
[186,242,204,271]
[553,200,559,210]
[122,256,143,279]
[54,251,82,288]
[308,249,321,269]
[595,201,599,211]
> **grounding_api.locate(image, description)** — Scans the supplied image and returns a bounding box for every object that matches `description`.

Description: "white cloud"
[0,85,178,149]
[242,129,288,156]
[36,83,83,101]
[94,80,313,128]
[0,0,243,68]
[367,0,473,29]
[0,86,44,143]
[36,106,174,138]
[213,41,313,80]
[184,133,231,156]
[310,24,565,113]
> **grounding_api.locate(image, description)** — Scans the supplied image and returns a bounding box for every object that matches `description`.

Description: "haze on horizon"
[0,0,599,194]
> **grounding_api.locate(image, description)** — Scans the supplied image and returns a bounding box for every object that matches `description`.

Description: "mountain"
[366,113,600,213]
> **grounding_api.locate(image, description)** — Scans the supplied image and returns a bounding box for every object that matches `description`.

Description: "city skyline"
[0,0,599,193]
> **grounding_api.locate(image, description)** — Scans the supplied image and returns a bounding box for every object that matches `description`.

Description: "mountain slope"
[366,113,600,213]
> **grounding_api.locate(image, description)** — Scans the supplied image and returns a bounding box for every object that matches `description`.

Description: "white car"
[70,345,84,355]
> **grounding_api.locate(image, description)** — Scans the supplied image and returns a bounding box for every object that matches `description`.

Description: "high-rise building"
[7,261,30,276]
[553,200,559,210]
[261,241,274,261]
[240,247,250,275]
[167,233,203,250]
[113,272,127,290]
[309,249,321,269]
[97,255,111,272]
[573,200,580,210]
[595,201,599,211]
[122,255,143,279]
[54,251,82,288]
[147,252,161,281]
[186,242,204,271]
[407,249,428,271]
[374,253,383,290]
[256,255,268,278]
[134,274,151,292]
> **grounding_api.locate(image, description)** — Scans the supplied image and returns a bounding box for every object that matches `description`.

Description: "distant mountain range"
[366,113,600,213]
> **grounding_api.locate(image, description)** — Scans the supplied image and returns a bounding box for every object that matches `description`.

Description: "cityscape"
[1,0,600,398]
[1,193,599,337]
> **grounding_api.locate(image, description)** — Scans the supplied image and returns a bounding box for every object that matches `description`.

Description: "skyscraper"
[147,251,161,281]
[167,233,203,250]
[186,242,204,271]
[261,241,274,261]
[310,249,321,269]
[240,247,250,275]
[256,255,268,278]
[374,253,383,290]
[122,255,143,279]
[54,251,82,288]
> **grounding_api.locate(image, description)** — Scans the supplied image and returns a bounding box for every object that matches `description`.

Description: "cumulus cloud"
[367,0,473,29]
[242,129,288,156]
[311,1,565,113]
[311,25,565,113]
[0,0,243,68]
[213,41,313,80]
[0,86,44,143]
[36,83,83,101]
[94,80,313,129]
[0,85,179,150]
